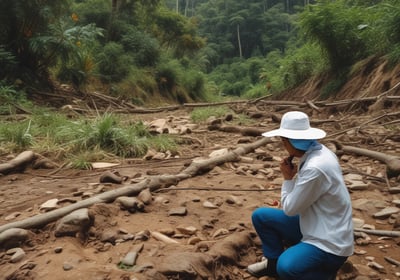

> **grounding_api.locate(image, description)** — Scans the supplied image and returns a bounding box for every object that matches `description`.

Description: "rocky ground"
[0,101,399,280]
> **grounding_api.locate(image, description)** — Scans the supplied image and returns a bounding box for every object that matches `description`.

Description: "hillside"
[278,57,400,104]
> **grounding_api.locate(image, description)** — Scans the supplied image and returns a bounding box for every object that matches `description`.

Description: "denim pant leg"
[251,208,302,259]
[277,242,348,280]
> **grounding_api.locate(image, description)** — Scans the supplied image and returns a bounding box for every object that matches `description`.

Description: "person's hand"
[280,156,297,180]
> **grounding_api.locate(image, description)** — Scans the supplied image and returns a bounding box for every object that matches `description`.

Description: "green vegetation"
[1,0,399,101]
[190,106,233,123]
[0,111,177,169]
[189,105,254,126]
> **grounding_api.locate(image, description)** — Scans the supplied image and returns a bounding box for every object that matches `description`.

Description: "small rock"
[225,195,243,206]
[212,228,229,239]
[8,248,26,263]
[100,229,119,244]
[120,251,138,266]
[116,196,145,212]
[39,198,59,211]
[353,218,365,228]
[373,207,399,219]
[203,201,218,209]
[176,225,197,235]
[4,212,22,221]
[54,208,92,237]
[54,247,63,253]
[138,188,153,205]
[392,199,400,207]
[168,207,187,216]
[63,262,73,271]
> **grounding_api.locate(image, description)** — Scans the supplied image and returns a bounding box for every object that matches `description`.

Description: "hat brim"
[262,127,326,139]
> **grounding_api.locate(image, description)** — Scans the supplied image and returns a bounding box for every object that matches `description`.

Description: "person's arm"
[281,167,329,216]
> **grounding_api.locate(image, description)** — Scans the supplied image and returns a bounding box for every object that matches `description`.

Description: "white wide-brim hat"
[262,111,326,140]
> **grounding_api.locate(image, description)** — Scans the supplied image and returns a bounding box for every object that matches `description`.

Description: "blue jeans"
[251,207,347,280]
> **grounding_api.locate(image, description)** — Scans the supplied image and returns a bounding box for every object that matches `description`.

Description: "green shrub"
[299,1,368,72]
[121,28,160,67]
[181,70,205,101]
[155,60,181,93]
[96,42,131,82]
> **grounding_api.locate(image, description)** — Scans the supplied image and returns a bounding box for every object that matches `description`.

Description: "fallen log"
[339,145,400,178]
[0,151,36,175]
[0,137,271,234]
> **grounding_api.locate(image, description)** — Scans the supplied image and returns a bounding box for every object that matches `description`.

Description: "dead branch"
[0,137,271,234]
[306,100,322,112]
[384,256,400,267]
[327,111,400,139]
[354,228,400,238]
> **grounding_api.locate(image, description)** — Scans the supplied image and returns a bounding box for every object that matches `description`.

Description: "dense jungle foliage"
[1,0,400,104]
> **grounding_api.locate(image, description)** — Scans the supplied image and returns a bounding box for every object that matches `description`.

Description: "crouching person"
[247,111,354,280]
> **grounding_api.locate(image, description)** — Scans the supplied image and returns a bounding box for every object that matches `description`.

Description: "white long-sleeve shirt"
[281,143,354,257]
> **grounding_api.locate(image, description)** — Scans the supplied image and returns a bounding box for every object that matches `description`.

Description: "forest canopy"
[0,0,399,103]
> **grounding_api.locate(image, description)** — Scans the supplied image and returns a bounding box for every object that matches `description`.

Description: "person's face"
[280,137,292,153]
[280,137,302,157]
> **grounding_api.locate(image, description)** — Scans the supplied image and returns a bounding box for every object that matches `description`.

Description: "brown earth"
[0,59,400,280]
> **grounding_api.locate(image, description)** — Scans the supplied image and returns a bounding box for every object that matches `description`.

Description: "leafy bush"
[96,42,131,82]
[208,60,252,97]
[155,60,181,93]
[242,84,270,99]
[181,70,206,101]
[278,42,326,88]
[121,27,160,67]
[299,1,368,72]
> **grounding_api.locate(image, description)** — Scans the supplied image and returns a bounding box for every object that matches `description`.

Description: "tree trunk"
[184,0,189,17]
[237,24,242,58]
[112,0,118,13]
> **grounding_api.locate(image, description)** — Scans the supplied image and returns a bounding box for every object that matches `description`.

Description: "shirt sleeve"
[281,167,329,216]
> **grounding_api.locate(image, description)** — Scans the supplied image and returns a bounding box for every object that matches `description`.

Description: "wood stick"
[354,228,400,237]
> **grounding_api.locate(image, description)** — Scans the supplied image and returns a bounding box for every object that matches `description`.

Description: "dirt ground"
[0,99,399,280]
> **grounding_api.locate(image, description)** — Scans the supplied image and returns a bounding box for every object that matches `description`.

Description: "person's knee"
[251,207,277,224]
[277,255,314,280]
[251,208,265,224]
